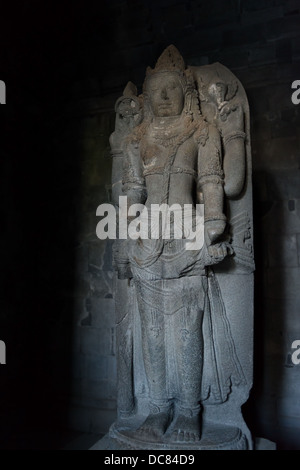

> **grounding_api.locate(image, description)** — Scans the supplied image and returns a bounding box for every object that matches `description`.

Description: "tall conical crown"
[146,45,186,76]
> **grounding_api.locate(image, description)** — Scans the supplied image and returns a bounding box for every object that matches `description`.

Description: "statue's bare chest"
[141,134,198,174]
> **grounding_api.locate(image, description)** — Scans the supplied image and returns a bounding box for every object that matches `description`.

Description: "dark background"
[0,0,300,450]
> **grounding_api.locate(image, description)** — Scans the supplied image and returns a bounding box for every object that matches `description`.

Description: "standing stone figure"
[109,45,254,450]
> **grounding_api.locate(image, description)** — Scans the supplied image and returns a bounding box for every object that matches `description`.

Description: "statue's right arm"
[122,139,147,209]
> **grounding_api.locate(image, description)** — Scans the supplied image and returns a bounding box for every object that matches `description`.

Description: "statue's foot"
[134,411,170,441]
[171,414,201,442]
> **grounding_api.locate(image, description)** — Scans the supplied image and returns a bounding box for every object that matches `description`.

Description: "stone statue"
[108,45,254,450]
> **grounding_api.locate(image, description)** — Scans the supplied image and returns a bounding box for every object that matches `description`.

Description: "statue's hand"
[205,219,226,246]
[205,219,233,262]
[208,242,234,260]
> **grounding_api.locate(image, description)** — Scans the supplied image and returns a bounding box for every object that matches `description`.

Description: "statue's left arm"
[196,123,227,256]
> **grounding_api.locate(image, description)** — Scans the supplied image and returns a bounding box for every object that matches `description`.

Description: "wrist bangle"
[204,214,227,223]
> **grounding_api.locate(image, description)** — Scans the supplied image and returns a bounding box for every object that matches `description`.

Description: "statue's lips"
[158,103,171,107]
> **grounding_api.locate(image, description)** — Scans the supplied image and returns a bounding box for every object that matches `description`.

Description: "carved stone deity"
[108,45,254,450]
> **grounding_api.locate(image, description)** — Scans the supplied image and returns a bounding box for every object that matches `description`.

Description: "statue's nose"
[161,88,168,99]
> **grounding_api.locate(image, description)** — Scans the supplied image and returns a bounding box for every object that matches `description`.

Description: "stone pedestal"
[91,432,276,451]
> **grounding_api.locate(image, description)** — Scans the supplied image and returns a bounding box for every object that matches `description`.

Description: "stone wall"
[63,106,118,434]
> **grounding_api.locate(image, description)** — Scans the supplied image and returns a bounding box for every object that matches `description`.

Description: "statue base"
[91,418,249,450]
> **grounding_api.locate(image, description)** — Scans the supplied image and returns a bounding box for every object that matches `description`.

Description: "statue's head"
[143,45,198,119]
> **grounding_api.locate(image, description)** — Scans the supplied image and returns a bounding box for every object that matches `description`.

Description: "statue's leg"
[171,275,206,442]
[133,279,171,439]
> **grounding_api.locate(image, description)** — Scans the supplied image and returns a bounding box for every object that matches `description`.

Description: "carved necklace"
[150,114,198,148]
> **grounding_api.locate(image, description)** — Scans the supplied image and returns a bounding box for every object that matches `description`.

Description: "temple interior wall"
[0,0,300,449]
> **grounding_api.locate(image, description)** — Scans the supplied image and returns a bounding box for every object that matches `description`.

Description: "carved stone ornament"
[107,45,254,450]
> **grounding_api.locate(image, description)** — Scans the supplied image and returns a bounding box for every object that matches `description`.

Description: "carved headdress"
[146,45,185,74]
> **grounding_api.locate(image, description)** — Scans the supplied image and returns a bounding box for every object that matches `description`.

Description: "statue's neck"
[152,114,185,129]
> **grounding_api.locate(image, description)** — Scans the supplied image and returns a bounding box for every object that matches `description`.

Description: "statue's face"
[147,73,184,117]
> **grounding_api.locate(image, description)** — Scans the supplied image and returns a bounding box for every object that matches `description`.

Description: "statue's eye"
[168,84,176,90]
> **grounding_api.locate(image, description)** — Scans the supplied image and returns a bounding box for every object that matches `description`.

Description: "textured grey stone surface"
[254,438,276,450]
[107,46,254,450]
[91,434,276,451]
